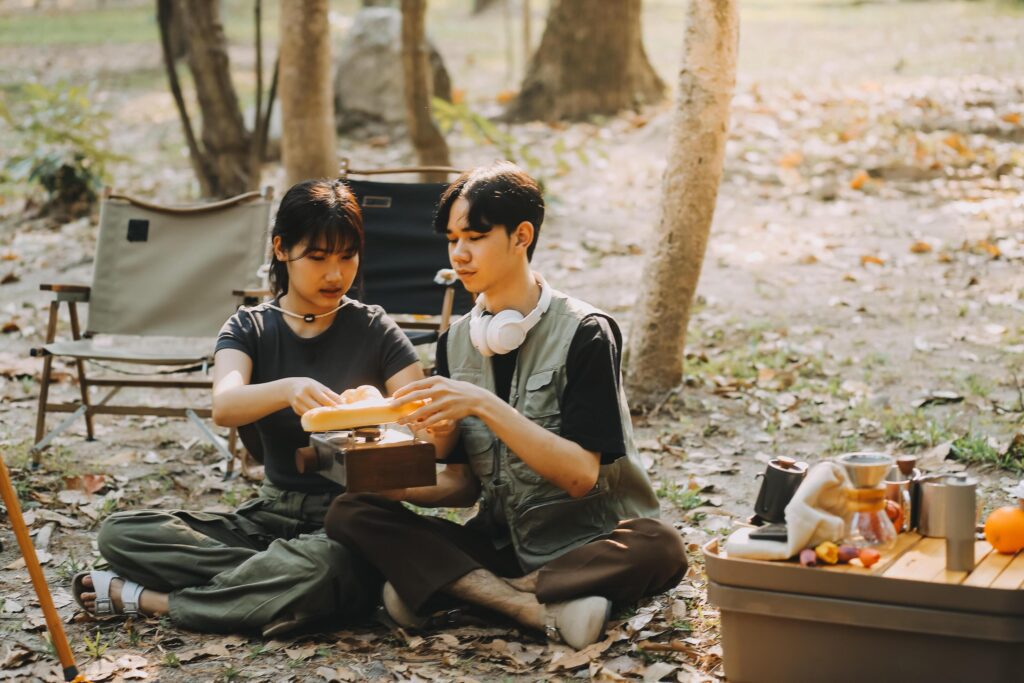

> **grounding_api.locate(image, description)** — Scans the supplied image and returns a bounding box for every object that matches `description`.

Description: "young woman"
[74,179,423,636]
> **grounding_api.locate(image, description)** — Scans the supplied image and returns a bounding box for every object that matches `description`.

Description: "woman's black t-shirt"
[215,298,419,494]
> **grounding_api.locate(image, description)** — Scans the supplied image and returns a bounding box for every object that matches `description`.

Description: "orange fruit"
[983,506,1024,554]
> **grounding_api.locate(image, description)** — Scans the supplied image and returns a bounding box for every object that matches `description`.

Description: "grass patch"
[826,433,859,455]
[963,373,994,399]
[656,481,704,511]
[687,342,825,384]
[879,411,954,450]
[0,7,157,47]
[950,432,1024,472]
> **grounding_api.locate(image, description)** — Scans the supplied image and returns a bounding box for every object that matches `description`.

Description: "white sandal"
[73,570,145,618]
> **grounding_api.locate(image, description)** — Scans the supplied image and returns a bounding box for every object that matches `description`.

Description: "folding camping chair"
[30,188,273,468]
[339,159,474,346]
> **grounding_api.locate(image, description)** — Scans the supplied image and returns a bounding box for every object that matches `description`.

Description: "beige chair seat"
[43,338,214,366]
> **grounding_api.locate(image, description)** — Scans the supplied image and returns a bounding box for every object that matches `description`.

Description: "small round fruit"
[885,500,904,531]
[837,545,859,564]
[858,547,881,569]
[799,548,818,567]
[984,506,1024,555]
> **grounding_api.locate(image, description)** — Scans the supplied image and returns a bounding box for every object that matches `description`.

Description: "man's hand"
[393,376,495,431]
[285,377,341,416]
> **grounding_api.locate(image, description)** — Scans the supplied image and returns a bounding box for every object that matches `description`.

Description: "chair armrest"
[233,288,271,298]
[397,320,442,331]
[233,288,271,306]
[40,283,90,302]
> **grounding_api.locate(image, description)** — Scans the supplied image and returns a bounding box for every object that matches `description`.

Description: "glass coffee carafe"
[837,452,898,550]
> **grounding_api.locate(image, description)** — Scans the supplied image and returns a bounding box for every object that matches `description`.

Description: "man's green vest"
[447,287,660,571]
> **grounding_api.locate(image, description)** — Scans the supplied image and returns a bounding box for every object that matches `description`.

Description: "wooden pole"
[0,455,88,682]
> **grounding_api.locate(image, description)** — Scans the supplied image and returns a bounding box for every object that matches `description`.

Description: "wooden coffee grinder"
[295,425,437,492]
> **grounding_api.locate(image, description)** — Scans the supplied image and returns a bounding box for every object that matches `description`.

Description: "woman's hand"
[393,376,494,431]
[286,377,341,416]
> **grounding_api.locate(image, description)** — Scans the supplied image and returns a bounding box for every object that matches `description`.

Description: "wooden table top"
[716,531,1024,589]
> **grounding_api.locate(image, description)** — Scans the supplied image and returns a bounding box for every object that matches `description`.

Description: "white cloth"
[724,462,851,560]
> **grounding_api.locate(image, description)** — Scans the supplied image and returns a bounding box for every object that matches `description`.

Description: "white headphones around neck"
[469,275,552,357]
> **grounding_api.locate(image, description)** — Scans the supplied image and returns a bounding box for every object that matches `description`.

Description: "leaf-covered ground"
[2,1,1024,681]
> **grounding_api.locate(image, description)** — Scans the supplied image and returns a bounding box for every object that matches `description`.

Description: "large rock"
[334,7,452,137]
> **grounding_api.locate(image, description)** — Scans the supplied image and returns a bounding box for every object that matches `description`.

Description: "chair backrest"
[345,178,472,317]
[87,191,271,337]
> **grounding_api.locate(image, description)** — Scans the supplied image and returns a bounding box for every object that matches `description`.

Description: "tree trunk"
[279,0,337,185]
[473,0,500,14]
[400,0,451,182]
[164,0,188,61]
[179,0,255,197]
[508,0,664,122]
[624,0,738,410]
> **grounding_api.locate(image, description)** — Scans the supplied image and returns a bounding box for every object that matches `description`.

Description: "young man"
[325,162,687,650]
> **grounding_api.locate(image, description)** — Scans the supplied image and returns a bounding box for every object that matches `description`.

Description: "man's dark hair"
[433,161,545,260]
[269,179,364,296]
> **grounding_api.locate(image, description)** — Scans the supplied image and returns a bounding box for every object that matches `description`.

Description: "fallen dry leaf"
[909,241,933,254]
[778,151,803,168]
[973,240,1001,258]
[849,169,870,190]
[547,636,614,672]
[83,658,117,682]
[285,644,318,661]
[495,89,516,106]
[64,474,107,495]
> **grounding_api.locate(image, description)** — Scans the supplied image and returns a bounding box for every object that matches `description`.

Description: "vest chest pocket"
[521,369,560,421]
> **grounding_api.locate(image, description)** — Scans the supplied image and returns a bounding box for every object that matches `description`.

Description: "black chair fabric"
[345,179,473,321]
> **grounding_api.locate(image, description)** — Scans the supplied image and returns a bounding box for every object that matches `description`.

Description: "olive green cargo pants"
[96,483,380,633]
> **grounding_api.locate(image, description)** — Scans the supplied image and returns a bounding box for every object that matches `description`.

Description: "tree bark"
[179,0,255,197]
[164,0,189,61]
[400,0,451,182]
[279,0,337,185]
[624,0,738,410]
[473,0,500,14]
[508,0,664,122]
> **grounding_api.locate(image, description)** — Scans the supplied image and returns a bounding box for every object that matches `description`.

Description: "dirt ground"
[2,0,1024,681]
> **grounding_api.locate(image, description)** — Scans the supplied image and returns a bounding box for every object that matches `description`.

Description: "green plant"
[963,374,993,398]
[161,652,181,668]
[431,97,591,182]
[827,433,859,455]
[432,97,540,168]
[879,411,953,450]
[82,630,109,659]
[55,554,86,584]
[668,619,694,634]
[0,82,122,216]
[951,432,1024,471]
[218,665,243,681]
[656,481,704,511]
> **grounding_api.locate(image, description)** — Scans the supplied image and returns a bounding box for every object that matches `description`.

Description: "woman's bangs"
[301,219,362,257]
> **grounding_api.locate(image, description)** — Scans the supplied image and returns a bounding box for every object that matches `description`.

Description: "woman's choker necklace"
[264,302,344,324]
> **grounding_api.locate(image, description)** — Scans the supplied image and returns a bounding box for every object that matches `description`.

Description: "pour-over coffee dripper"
[837,452,898,550]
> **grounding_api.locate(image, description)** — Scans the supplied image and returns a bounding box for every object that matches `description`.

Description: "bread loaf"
[300,384,424,432]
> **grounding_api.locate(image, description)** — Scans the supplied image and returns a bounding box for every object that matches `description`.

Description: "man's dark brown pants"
[325,493,688,615]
